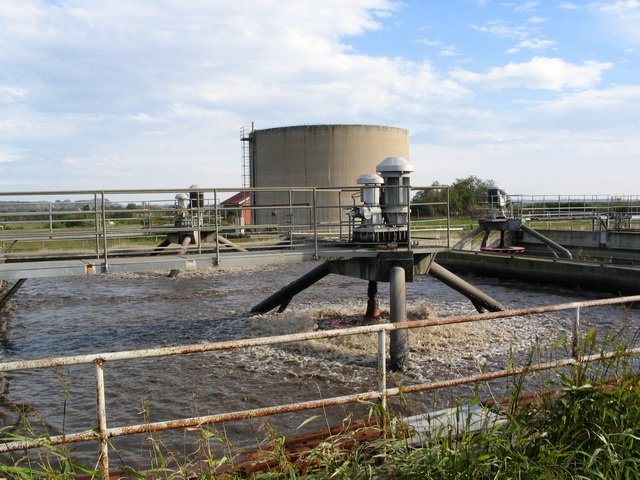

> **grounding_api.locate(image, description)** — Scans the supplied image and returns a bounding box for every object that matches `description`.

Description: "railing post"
[312,188,318,259]
[377,330,387,411]
[101,192,109,272]
[48,202,53,235]
[339,190,344,242]
[289,189,293,246]
[446,187,451,248]
[406,185,412,249]
[572,306,580,359]
[95,358,110,479]
[94,194,100,258]
[214,190,220,265]
[197,190,202,255]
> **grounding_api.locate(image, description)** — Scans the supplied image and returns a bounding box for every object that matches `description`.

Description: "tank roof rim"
[253,124,408,134]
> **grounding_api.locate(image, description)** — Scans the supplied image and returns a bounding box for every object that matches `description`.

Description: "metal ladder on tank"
[240,125,253,189]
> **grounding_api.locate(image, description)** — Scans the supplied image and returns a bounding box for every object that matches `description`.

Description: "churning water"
[1,261,638,468]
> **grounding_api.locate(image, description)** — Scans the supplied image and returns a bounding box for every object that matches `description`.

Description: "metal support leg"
[251,262,331,314]
[365,281,380,319]
[481,230,490,248]
[0,278,26,311]
[389,266,409,372]
[428,262,504,313]
[168,236,193,278]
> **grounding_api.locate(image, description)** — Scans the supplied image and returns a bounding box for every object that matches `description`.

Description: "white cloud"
[416,38,459,57]
[600,0,640,13]
[410,82,640,193]
[527,16,548,24]
[440,46,460,57]
[599,0,640,47]
[513,1,540,13]
[0,0,637,196]
[529,85,640,125]
[558,2,582,9]
[471,17,557,54]
[0,0,478,190]
[470,18,554,53]
[470,20,528,39]
[0,85,27,104]
[0,153,20,164]
[506,38,557,54]
[416,38,440,47]
[451,57,613,90]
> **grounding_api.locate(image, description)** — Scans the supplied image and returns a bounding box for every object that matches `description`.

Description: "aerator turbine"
[350,156,415,243]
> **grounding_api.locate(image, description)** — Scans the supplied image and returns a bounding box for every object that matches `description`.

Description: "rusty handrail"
[0,294,639,478]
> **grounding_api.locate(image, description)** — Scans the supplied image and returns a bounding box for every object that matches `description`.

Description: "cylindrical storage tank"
[250,124,409,227]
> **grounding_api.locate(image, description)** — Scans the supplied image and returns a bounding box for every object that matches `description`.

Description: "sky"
[0,0,639,195]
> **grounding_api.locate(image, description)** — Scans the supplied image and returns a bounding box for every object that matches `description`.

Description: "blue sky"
[1,0,638,195]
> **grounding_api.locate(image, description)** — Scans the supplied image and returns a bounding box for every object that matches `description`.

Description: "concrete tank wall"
[250,124,409,226]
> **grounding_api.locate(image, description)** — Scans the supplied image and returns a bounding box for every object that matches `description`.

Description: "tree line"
[412,175,497,217]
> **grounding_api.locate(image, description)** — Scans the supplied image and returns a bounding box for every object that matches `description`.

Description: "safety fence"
[511,195,640,226]
[0,294,638,478]
[0,185,450,264]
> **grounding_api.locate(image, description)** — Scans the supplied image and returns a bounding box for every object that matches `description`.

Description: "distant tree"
[411,181,448,217]
[413,175,497,217]
[112,203,139,219]
[449,175,495,216]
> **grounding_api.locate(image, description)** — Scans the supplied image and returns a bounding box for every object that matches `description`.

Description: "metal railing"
[0,185,451,266]
[510,195,640,225]
[0,294,638,477]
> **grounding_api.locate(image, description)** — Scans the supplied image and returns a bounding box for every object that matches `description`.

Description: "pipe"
[452,225,485,250]
[217,235,248,253]
[150,238,171,255]
[428,262,504,313]
[480,230,490,248]
[520,224,573,259]
[0,278,26,311]
[168,236,193,278]
[365,281,380,319]
[251,262,331,314]
[389,266,409,372]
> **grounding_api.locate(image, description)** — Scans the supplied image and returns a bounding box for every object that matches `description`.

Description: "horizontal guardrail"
[1,294,638,478]
[0,185,452,267]
[510,195,640,223]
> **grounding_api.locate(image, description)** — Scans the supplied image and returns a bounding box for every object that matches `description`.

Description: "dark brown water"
[0,261,637,469]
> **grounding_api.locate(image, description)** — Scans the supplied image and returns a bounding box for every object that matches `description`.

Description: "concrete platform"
[0,249,316,280]
[0,246,448,281]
